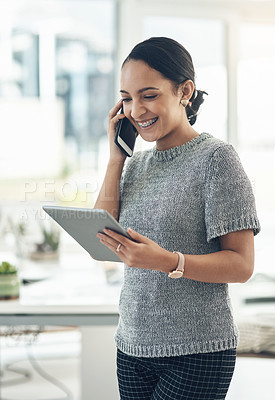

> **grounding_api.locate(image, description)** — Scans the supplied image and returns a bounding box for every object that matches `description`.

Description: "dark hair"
[122,37,207,126]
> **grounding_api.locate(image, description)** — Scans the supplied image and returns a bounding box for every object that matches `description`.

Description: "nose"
[130,101,146,121]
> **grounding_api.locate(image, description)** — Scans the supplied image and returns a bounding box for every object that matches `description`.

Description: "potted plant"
[0,261,20,300]
[30,223,60,260]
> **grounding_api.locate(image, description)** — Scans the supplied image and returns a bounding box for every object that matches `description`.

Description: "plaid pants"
[117,348,236,400]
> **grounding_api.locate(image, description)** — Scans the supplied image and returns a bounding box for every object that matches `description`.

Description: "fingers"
[97,232,125,255]
[107,100,127,161]
[108,99,126,136]
[97,229,130,247]
[127,228,148,243]
[97,228,138,258]
[109,99,124,122]
[112,112,126,129]
[101,228,149,246]
[97,228,160,269]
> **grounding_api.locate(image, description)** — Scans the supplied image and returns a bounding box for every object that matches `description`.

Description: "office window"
[0,0,116,256]
[238,23,275,274]
[0,0,116,180]
[55,8,115,161]
[0,30,39,98]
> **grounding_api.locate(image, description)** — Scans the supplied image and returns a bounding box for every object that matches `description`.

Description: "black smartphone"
[114,107,138,157]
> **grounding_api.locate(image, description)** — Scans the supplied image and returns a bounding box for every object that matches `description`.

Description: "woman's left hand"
[97,228,176,271]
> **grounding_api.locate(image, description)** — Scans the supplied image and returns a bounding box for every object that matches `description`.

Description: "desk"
[0,252,121,399]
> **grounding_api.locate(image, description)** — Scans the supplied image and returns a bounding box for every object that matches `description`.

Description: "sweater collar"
[152,133,211,162]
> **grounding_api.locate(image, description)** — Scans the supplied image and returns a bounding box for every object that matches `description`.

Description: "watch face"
[168,270,183,279]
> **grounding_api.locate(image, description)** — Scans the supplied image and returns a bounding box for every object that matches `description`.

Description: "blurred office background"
[0,0,275,399]
[0,0,274,273]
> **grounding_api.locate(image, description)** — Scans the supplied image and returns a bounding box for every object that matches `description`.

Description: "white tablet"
[42,205,132,262]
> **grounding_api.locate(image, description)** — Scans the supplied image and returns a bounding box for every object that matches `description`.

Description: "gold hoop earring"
[180,99,189,108]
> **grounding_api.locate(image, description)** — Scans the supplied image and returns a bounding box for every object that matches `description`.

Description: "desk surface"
[1,252,275,324]
[0,252,121,323]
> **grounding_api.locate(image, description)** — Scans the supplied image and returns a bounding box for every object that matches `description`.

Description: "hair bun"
[187,90,208,126]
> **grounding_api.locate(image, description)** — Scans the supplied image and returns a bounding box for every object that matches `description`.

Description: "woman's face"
[120,60,187,150]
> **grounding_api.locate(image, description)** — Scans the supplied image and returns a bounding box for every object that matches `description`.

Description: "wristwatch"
[168,252,185,279]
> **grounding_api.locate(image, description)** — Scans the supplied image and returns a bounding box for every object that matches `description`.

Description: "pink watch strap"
[174,252,185,272]
[168,252,185,278]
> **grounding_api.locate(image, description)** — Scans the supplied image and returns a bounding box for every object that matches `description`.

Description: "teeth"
[137,117,158,128]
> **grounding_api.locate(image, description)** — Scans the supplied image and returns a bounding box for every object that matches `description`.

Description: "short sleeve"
[205,144,261,242]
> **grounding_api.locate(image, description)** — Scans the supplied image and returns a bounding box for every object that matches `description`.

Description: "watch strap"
[168,252,185,278]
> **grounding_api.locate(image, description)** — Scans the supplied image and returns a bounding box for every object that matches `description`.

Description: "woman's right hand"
[107,99,127,163]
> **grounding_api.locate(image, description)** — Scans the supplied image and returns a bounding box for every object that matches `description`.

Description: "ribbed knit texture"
[115,133,260,358]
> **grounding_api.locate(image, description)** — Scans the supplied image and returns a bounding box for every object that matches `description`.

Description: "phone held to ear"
[114,107,138,157]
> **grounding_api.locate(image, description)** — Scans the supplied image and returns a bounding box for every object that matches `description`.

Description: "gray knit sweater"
[115,133,260,358]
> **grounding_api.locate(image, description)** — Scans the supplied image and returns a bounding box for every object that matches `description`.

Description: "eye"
[144,95,157,100]
[122,98,131,103]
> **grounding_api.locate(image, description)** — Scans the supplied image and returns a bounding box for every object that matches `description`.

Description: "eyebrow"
[120,87,160,94]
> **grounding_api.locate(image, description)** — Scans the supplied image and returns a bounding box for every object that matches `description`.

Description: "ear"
[179,80,195,101]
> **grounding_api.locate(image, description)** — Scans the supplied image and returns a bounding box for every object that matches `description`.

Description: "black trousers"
[117,348,236,400]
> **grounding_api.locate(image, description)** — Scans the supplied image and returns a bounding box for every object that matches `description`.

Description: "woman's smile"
[136,117,158,129]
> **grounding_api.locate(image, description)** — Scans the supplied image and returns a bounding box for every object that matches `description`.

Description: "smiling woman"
[93,37,260,400]
[122,36,207,127]
[120,59,198,149]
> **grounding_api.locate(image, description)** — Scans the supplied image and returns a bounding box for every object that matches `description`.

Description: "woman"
[95,37,260,400]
